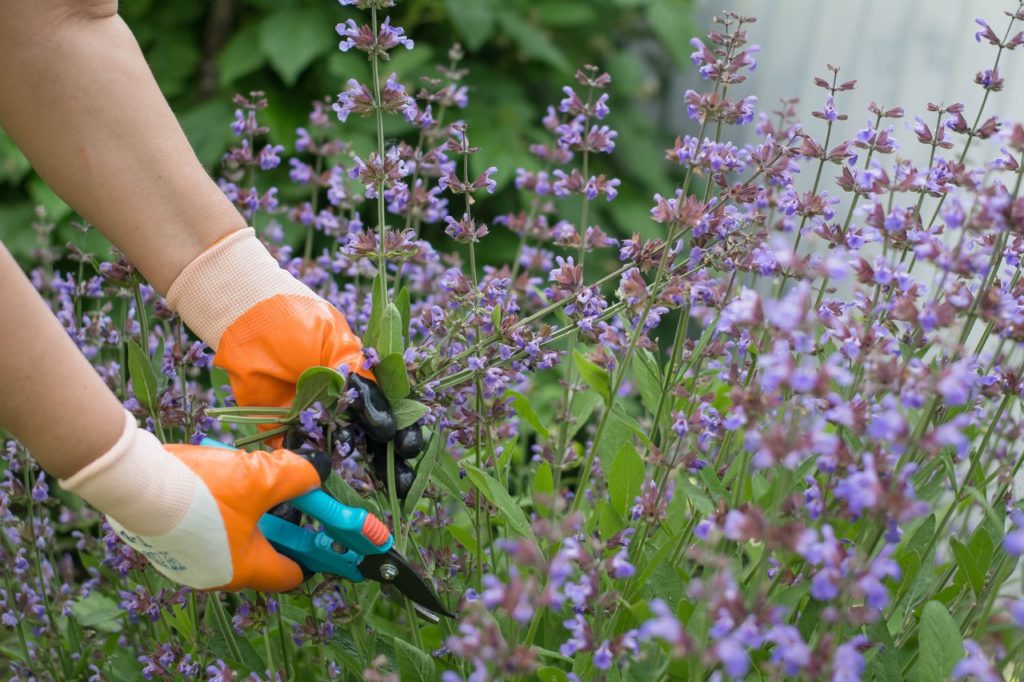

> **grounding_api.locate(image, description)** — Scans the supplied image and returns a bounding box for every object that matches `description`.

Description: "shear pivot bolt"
[380,563,399,581]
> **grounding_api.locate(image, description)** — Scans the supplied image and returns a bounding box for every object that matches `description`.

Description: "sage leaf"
[374,353,410,403]
[464,463,535,540]
[126,339,159,415]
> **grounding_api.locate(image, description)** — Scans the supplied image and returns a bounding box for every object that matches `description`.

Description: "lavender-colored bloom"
[834,454,880,517]
[257,143,284,170]
[832,636,867,682]
[936,358,978,406]
[766,625,810,675]
[1009,599,1024,628]
[639,599,690,657]
[1004,527,1024,556]
[609,549,635,578]
[560,614,591,656]
[593,640,613,670]
[952,640,1000,682]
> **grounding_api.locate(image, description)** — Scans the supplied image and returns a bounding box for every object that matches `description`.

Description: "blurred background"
[0,0,696,265]
[684,0,1024,165]
[4,0,1020,269]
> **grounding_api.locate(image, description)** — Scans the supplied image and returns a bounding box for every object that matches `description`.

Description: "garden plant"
[5,0,1024,680]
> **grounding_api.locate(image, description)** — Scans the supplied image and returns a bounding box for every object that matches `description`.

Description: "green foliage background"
[0,0,694,264]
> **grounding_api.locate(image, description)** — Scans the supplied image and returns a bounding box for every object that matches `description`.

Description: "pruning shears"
[200,438,453,622]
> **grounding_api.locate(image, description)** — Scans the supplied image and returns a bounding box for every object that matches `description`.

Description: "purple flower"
[936,359,978,406]
[257,143,284,170]
[834,454,880,517]
[1004,528,1024,556]
[832,635,867,682]
[560,614,591,656]
[593,640,613,670]
[766,625,810,675]
[609,549,635,578]
[952,640,1000,682]
[1009,599,1024,628]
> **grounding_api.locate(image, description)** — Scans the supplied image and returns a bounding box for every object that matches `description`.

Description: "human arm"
[0,242,326,590]
[0,0,423,492]
[0,0,242,294]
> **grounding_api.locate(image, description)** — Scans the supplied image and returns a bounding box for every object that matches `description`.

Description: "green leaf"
[915,601,963,682]
[288,366,346,418]
[595,406,646,471]
[204,598,265,673]
[647,562,685,611]
[258,7,333,86]
[378,303,405,358]
[675,473,714,516]
[537,666,570,682]
[218,22,267,86]
[568,391,602,441]
[573,350,612,407]
[899,514,936,561]
[597,500,625,537]
[432,449,467,503]
[447,524,478,553]
[497,10,571,72]
[395,287,411,346]
[491,304,502,334]
[374,353,411,403]
[363,272,386,350]
[392,398,429,430]
[464,463,535,540]
[325,472,380,516]
[608,443,645,518]
[865,620,902,682]
[403,429,440,516]
[532,461,555,513]
[968,526,995,570]
[950,537,985,598]
[393,635,436,681]
[505,389,550,438]
[71,593,122,634]
[126,339,160,415]
[633,348,663,419]
[444,0,499,51]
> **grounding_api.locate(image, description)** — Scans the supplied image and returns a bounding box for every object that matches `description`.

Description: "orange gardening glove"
[166,227,374,412]
[166,228,422,493]
[61,411,324,591]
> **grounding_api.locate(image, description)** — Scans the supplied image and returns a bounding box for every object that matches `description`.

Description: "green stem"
[303,153,324,262]
[210,595,244,665]
[276,606,292,678]
[233,423,291,448]
[386,441,403,552]
[263,624,277,676]
[370,7,389,301]
[205,406,291,416]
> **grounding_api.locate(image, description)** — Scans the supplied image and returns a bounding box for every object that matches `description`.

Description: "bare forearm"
[0,243,125,478]
[0,1,243,294]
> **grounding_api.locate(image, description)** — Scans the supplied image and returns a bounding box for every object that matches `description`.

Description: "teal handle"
[199,438,393,579]
[286,489,393,557]
[256,514,365,582]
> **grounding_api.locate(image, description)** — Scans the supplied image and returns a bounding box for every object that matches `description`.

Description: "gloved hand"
[165,228,422,496]
[61,411,324,591]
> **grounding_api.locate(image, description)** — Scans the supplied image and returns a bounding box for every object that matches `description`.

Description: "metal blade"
[360,548,455,619]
